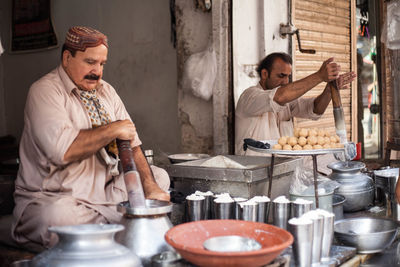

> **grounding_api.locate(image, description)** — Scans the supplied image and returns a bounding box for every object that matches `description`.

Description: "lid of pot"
[118,199,172,216]
[374,168,399,178]
[327,161,366,172]
[336,175,374,193]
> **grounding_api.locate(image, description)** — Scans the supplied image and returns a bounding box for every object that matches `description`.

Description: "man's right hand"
[317,58,341,82]
[114,119,137,141]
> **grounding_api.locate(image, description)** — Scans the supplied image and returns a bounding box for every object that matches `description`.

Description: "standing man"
[235,52,355,155]
[12,26,170,251]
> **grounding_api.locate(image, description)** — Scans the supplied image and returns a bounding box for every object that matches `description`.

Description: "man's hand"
[145,185,171,202]
[336,71,357,89]
[114,119,137,141]
[317,58,341,82]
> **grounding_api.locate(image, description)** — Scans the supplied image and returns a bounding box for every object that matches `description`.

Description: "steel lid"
[118,199,172,216]
[327,161,366,173]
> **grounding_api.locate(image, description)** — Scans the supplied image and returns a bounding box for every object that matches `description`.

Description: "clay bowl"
[165,220,293,267]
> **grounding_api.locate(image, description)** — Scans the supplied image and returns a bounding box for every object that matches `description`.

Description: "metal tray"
[247,140,345,156]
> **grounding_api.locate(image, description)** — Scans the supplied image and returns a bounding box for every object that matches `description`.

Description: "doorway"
[356,0,382,159]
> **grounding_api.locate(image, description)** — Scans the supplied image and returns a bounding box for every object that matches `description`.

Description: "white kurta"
[235,83,321,155]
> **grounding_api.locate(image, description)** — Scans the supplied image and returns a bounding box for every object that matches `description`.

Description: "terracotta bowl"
[165,220,293,267]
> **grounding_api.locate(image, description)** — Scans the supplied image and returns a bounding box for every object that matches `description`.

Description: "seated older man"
[11,26,170,252]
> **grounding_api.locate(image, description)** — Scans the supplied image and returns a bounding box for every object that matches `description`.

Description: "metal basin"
[203,235,262,252]
[168,153,210,164]
[334,217,399,254]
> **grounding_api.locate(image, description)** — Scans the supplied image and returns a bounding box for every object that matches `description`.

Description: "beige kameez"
[235,83,335,175]
[12,65,169,251]
[235,84,321,155]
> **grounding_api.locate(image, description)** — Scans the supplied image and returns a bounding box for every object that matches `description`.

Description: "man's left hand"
[336,71,357,89]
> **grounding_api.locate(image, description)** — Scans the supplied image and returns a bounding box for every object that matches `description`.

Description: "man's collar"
[57,65,104,94]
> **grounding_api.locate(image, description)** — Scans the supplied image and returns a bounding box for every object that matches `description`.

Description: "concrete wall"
[175,0,214,154]
[0,0,180,154]
[232,0,289,105]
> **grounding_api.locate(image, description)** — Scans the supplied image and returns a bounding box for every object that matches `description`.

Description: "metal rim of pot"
[327,161,366,173]
[118,199,172,216]
[332,194,346,207]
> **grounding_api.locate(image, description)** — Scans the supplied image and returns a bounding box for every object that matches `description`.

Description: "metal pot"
[30,224,141,267]
[116,200,174,267]
[332,194,346,221]
[328,161,374,212]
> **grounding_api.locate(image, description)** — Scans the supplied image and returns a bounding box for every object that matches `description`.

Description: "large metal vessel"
[328,161,374,212]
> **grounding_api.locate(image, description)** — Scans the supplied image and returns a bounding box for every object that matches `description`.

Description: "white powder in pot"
[273,196,290,203]
[293,198,313,205]
[250,196,270,203]
[301,210,322,220]
[186,194,205,201]
[233,197,247,202]
[214,194,234,203]
[239,200,258,207]
[195,190,214,196]
[288,217,313,225]
[315,208,334,218]
[214,193,231,198]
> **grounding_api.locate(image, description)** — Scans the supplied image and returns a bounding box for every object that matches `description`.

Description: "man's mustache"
[84,74,100,80]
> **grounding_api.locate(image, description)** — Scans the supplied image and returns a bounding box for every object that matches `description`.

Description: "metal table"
[248,142,345,212]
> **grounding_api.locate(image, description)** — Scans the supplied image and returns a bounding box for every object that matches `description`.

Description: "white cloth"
[235,83,321,155]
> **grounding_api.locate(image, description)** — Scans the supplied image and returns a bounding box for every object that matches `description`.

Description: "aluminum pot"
[30,224,141,267]
[328,161,374,212]
[116,200,174,267]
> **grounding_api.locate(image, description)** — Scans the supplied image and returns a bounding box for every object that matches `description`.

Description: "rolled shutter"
[292,0,353,139]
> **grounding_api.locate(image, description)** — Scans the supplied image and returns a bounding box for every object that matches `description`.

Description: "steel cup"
[195,191,214,219]
[302,211,324,265]
[186,197,205,222]
[273,201,290,230]
[214,200,235,219]
[234,197,247,219]
[251,197,270,223]
[288,218,314,267]
[319,210,335,261]
[291,200,313,219]
[238,202,258,222]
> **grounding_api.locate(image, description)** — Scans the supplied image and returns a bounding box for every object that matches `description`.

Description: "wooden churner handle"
[116,139,137,173]
[330,80,342,108]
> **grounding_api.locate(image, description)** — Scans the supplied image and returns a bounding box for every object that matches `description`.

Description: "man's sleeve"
[27,81,80,166]
[237,87,286,116]
[290,97,322,120]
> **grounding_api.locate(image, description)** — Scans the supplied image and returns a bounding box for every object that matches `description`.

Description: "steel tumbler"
[288,217,314,267]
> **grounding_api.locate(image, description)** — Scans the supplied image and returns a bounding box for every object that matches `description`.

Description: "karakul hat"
[64,26,108,51]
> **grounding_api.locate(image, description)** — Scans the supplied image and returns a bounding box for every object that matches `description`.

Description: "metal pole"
[266,154,275,220]
[312,155,319,208]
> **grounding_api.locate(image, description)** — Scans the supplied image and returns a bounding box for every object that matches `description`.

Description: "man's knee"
[150,165,170,191]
